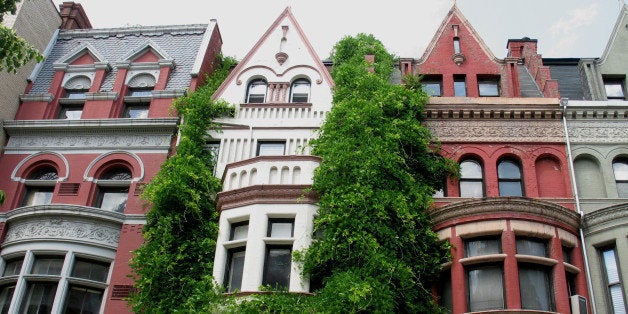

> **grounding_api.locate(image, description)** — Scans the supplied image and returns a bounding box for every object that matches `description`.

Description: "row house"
[0,9,223,312]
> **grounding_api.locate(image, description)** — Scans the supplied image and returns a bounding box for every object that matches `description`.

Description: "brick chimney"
[59,2,92,30]
[506,37,559,98]
[506,37,537,59]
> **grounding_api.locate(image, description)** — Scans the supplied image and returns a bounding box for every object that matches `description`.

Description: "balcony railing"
[221,155,321,191]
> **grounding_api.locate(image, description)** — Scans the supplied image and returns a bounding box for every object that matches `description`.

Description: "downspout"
[561,97,597,314]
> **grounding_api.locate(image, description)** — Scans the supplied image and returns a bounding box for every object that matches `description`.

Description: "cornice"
[0,204,125,224]
[4,118,179,134]
[429,197,580,229]
[58,24,208,39]
[425,97,562,120]
[583,203,628,232]
[216,184,318,211]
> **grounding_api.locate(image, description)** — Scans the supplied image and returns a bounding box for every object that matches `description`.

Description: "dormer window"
[58,75,91,120]
[290,78,310,103]
[246,79,267,103]
[123,74,155,118]
[603,76,626,100]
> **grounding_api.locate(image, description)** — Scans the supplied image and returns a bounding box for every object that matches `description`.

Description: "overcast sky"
[53,0,626,60]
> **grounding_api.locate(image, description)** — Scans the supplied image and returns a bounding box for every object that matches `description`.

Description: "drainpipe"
[561,97,597,314]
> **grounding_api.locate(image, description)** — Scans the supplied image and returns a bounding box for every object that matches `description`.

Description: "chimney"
[506,37,537,59]
[59,2,92,30]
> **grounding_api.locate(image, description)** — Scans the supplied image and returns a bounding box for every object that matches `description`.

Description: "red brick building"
[0,14,222,312]
[399,5,589,313]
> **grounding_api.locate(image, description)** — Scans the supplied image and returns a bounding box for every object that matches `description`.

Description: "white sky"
[54,0,626,60]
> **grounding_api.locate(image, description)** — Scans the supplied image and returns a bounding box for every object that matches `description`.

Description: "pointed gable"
[54,43,107,67]
[121,41,172,63]
[418,4,500,72]
[213,7,333,107]
[598,4,628,73]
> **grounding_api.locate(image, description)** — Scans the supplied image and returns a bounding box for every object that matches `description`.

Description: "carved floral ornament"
[4,218,121,248]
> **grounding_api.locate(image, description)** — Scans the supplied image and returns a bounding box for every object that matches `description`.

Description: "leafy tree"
[1,0,43,73]
[128,55,236,313]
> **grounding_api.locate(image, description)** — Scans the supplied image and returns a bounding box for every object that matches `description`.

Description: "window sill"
[240,102,312,109]
[223,239,247,249]
[515,254,557,266]
[459,253,506,266]
[263,237,294,245]
[563,262,580,274]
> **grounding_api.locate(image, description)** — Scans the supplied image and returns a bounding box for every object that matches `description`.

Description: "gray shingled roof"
[517,65,543,97]
[29,24,208,94]
[543,59,587,101]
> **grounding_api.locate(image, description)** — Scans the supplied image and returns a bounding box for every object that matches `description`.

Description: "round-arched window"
[246,79,267,103]
[290,78,310,103]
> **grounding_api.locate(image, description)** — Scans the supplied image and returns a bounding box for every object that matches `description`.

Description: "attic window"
[603,76,625,100]
[453,37,461,54]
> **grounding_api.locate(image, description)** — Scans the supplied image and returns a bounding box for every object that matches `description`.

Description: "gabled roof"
[120,40,172,62]
[213,7,333,99]
[54,42,107,65]
[598,4,628,65]
[417,4,498,64]
[29,24,209,94]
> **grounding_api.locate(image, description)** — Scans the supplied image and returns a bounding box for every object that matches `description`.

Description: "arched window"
[612,159,628,198]
[290,78,310,103]
[460,159,484,197]
[95,167,131,212]
[246,79,267,103]
[498,159,524,197]
[22,167,58,206]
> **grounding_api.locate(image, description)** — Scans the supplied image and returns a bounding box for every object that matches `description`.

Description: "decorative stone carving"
[567,121,628,143]
[6,133,172,151]
[4,218,121,248]
[452,53,465,65]
[275,52,289,65]
[427,120,564,142]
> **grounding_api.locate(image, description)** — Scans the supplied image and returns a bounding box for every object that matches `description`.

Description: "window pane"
[3,258,23,276]
[29,168,58,180]
[479,80,499,96]
[438,273,453,313]
[262,247,292,289]
[290,79,310,102]
[516,238,547,257]
[124,106,149,119]
[613,161,628,198]
[453,38,461,54]
[605,82,625,99]
[128,89,152,97]
[230,223,248,241]
[422,82,441,96]
[22,188,54,206]
[603,249,620,284]
[499,160,522,179]
[226,250,245,293]
[64,285,104,314]
[499,181,523,197]
[268,220,294,238]
[98,190,128,212]
[71,259,110,282]
[0,285,15,314]
[31,257,63,275]
[58,107,83,120]
[247,80,267,103]
[468,266,504,311]
[257,143,285,156]
[562,246,572,264]
[22,282,57,314]
[454,77,466,97]
[461,160,482,179]
[65,90,87,99]
[466,238,501,257]
[609,285,627,314]
[460,181,483,198]
[519,266,553,311]
[100,168,131,180]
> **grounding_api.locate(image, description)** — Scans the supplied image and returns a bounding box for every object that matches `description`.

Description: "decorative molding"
[6,133,173,152]
[583,203,628,233]
[11,151,70,182]
[275,52,289,65]
[429,197,580,229]
[2,205,125,249]
[151,89,186,98]
[567,121,628,143]
[235,65,324,85]
[427,120,564,143]
[85,92,118,101]
[83,150,145,182]
[19,93,54,103]
[217,184,318,211]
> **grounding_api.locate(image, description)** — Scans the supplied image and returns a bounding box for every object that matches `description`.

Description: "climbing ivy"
[129,55,236,313]
[228,34,457,313]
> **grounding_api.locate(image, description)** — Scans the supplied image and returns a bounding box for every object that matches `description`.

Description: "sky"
[53,0,626,60]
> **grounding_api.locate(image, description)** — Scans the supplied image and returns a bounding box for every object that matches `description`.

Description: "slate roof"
[544,58,587,100]
[517,65,543,97]
[29,24,208,94]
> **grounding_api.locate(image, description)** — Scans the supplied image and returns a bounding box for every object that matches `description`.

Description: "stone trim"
[566,121,628,143]
[4,118,178,134]
[85,92,118,101]
[19,93,54,103]
[2,204,125,223]
[217,184,317,211]
[429,197,580,229]
[583,203,628,233]
[240,103,312,109]
[223,155,321,175]
[151,89,186,98]
[426,120,564,143]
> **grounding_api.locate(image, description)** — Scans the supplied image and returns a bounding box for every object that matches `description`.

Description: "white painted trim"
[11,151,70,182]
[83,151,145,182]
